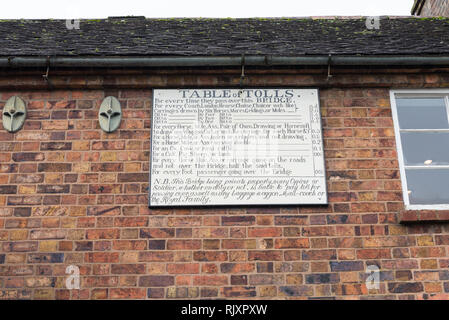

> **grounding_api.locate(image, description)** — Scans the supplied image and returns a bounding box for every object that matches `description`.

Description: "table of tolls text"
[149,89,327,206]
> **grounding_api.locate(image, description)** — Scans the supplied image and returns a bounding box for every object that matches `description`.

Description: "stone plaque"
[149,89,327,206]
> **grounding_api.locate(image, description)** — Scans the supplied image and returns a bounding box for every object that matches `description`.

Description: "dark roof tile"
[0,17,448,56]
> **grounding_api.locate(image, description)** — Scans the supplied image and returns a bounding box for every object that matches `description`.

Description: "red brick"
[248,250,282,261]
[112,240,147,250]
[117,173,148,182]
[38,163,71,172]
[12,152,45,162]
[140,228,174,238]
[167,240,201,250]
[193,251,228,262]
[248,227,282,237]
[111,264,146,274]
[357,249,391,259]
[388,282,424,293]
[222,216,255,226]
[30,230,66,240]
[222,239,256,249]
[114,217,147,227]
[220,263,255,273]
[193,275,228,286]
[86,229,120,240]
[279,285,314,296]
[275,238,310,249]
[139,251,173,262]
[139,275,174,287]
[110,288,146,299]
[221,286,256,298]
[302,249,337,260]
[85,252,119,263]
[167,263,200,274]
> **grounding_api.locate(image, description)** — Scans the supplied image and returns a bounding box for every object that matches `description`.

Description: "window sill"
[400,210,449,224]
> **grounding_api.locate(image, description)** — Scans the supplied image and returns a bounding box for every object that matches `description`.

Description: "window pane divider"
[399,129,449,132]
[404,165,449,169]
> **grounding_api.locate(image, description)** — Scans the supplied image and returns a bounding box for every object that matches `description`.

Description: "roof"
[0,16,448,57]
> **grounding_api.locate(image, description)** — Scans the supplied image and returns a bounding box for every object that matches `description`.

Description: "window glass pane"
[396,98,448,129]
[401,132,449,165]
[406,169,449,205]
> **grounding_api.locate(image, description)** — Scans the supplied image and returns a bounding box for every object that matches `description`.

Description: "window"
[390,90,449,210]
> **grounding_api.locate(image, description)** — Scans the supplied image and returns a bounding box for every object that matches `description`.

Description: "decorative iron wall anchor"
[99,96,122,133]
[2,96,26,132]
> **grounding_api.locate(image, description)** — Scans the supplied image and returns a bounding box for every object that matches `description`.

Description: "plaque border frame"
[148,88,328,208]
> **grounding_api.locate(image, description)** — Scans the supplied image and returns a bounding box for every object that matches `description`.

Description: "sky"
[1,0,413,19]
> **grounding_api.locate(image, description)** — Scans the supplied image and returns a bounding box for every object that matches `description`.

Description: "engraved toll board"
[149,89,327,206]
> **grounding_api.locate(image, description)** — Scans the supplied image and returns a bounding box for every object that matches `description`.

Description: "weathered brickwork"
[0,70,449,300]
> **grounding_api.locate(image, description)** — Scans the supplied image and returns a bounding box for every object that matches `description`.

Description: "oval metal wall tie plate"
[99,96,122,133]
[2,96,27,133]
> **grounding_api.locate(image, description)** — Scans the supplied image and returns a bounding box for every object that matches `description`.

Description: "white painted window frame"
[390,89,449,210]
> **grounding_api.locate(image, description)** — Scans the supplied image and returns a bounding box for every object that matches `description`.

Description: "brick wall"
[1,70,449,299]
[415,0,449,16]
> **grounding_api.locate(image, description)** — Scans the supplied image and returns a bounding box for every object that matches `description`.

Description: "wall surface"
[1,70,449,299]
[417,0,449,16]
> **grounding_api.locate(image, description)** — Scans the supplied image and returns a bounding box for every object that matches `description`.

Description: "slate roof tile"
[0,17,448,56]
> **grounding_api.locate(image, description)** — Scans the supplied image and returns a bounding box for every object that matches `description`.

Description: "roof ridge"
[4,16,449,22]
